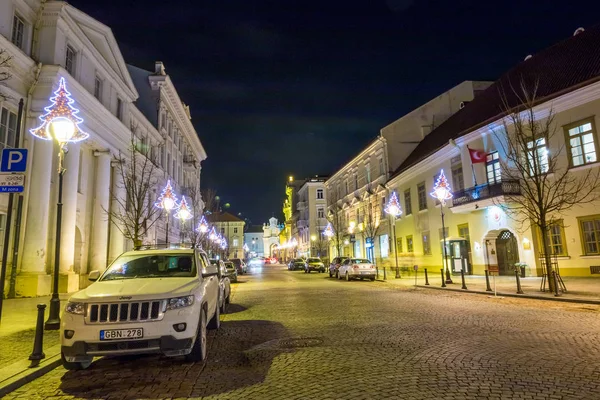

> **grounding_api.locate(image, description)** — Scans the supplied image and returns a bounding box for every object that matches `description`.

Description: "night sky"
[69,0,600,223]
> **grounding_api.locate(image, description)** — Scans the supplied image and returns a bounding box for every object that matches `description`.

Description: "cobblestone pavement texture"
[5,266,600,399]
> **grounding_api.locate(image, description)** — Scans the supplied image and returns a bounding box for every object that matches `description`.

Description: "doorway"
[496,230,519,276]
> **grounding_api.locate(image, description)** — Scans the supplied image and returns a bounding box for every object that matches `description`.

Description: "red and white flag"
[468,148,486,164]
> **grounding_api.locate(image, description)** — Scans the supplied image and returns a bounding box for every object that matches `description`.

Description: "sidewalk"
[0,295,68,370]
[375,268,600,303]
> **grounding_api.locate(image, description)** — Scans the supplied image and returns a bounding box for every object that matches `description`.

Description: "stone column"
[19,139,53,296]
[58,143,80,287]
[108,163,125,263]
[89,152,111,273]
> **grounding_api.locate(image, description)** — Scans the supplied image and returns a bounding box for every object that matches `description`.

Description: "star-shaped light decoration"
[430,169,453,206]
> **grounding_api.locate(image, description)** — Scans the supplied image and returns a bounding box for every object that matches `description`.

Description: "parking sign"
[1,149,28,172]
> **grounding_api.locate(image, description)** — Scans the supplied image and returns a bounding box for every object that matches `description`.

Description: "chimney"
[155,61,166,75]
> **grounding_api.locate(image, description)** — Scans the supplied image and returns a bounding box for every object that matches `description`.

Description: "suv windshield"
[101,253,196,281]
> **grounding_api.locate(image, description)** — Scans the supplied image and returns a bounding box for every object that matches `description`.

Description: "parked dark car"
[224,261,238,283]
[230,258,247,274]
[305,257,326,273]
[288,258,306,271]
[329,256,350,278]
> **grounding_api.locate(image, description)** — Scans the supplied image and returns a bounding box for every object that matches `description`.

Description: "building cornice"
[326,136,386,184]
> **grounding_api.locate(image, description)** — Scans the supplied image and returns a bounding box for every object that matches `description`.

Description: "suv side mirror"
[203,265,219,277]
[89,270,101,282]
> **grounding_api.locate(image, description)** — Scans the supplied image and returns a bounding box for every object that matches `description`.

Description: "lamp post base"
[45,295,61,330]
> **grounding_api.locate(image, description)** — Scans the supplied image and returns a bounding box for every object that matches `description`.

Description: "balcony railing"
[451,180,521,207]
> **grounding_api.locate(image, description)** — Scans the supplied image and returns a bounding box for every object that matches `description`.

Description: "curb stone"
[0,344,62,397]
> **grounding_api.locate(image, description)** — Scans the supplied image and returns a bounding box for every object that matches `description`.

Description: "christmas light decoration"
[430,169,453,206]
[175,196,193,221]
[384,191,402,217]
[209,227,217,241]
[30,77,89,143]
[323,222,334,238]
[197,215,209,233]
[155,180,178,211]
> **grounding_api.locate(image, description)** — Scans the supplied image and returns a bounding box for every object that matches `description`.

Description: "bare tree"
[0,49,12,100]
[496,81,600,292]
[326,188,345,258]
[312,232,329,259]
[201,188,219,214]
[106,127,162,248]
[361,195,381,261]
[184,185,204,246]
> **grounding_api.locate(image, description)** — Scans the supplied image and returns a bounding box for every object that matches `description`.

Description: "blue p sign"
[1,149,28,172]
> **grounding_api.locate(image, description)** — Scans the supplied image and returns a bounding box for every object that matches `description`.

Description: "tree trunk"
[539,222,556,293]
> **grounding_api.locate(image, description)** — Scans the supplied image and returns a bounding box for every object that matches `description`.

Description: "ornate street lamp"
[155,180,178,244]
[385,191,402,280]
[431,169,453,284]
[30,77,89,330]
[175,196,193,243]
[323,222,334,263]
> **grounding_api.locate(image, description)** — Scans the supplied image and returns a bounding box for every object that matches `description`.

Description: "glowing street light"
[155,180,178,244]
[29,77,89,330]
[431,169,453,284]
[385,191,403,280]
[197,215,209,233]
[175,196,193,243]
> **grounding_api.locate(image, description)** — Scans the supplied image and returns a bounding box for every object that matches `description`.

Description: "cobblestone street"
[6,265,600,399]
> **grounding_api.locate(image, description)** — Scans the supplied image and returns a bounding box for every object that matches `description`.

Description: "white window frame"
[65,45,76,75]
[526,137,549,175]
[94,76,103,102]
[316,189,324,199]
[11,14,25,49]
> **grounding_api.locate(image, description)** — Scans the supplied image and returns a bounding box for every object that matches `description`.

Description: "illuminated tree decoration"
[208,227,217,241]
[196,215,209,233]
[430,169,453,206]
[155,180,178,211]
[384,191,402,217]
[30,77,89,143]
[323,222,334,238]
[175,196,193,221]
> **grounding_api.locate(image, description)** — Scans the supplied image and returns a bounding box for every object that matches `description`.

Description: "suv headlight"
[65,302,85,315]
[166,295,195,310]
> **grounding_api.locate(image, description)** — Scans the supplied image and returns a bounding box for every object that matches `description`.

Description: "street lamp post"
[29,77,90,330]
[323,222,334,264]
[175,196,193,243]
[155,180,177,244]
[384,191,402,279]
[431,169,453,284]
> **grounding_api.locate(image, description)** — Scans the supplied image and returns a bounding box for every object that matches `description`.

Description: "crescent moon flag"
[468,148,487,164]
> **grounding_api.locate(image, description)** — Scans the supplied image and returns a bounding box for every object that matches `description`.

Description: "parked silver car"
[338,258,376,281]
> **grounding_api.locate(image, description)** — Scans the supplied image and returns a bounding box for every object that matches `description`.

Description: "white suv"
[60,247,221,370]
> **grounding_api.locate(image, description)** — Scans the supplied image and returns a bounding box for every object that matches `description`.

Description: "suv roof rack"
[134,243,202,251]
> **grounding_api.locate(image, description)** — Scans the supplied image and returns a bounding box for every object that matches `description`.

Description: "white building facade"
[0,0,206,297]
[263,217,281,258]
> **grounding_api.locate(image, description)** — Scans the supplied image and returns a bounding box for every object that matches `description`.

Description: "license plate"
[361,271,370,274]
[100,328,143,340]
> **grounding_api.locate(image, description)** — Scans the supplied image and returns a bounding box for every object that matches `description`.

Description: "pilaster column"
[21,139,53,273]
[89,152,111,272]
[59,143,80,273]
[108,163,125,263]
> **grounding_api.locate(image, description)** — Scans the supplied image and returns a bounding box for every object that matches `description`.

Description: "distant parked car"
[249,257,265,268]
[338,258,376,281]
[288,258,306,271]
[230,258,247,274]
[304,257,325,273]
[224,261,238,283]
[329,256,350,278]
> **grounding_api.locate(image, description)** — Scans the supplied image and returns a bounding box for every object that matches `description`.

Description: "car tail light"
[353,265,359,269]
[370,265,375,269]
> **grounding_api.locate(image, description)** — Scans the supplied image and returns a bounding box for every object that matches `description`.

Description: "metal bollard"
[553,270,561,297]
[383,266,387,280]
[515,269,524,294]
[424,268,430,285]
[395,266,400,279]
[485,270,492,292]
[461,269,468,290]
[440,269,446,288]
[29,304,47,366]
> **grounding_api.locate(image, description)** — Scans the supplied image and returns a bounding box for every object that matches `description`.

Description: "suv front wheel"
[186,309,207,362]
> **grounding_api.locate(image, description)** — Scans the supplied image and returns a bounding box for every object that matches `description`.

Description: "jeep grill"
[86,301,165,324]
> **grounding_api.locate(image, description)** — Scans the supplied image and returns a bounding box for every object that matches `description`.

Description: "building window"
[458,224,470,243]
[94,76,103,102]
[486,151,501,184]
[345,180,349,195]
[116,97,123,120]
[451,156,465,190]
[65,45,76,75]
[0,108,17,149]
[234,227,238,234]
[317,208,325,218]
[365,164,371,183]
[221,228,225,234]
[233,238,239,247]
[317,189,324,199]
[11,14,25,49]
[378,158,384,176]
[579,215,600,255]
[404,189,412,215]
[417,183,427,211]
[422,231,431,255]
[406,235,413,253]
[354,174,358,190]
[565,119,597,167]
[396,237,402,253]
[541,220,567,256]
[527,138,549,175]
